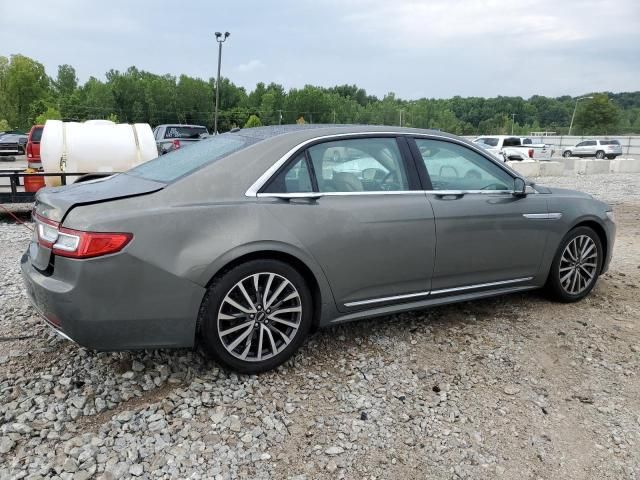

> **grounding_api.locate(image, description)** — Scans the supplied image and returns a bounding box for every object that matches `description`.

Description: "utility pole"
[511,113,516,135]
[569,96,593,136]
[399,110,403,127]
[332,110,336,123]
[278,109,282,125]
[214,31,230,134]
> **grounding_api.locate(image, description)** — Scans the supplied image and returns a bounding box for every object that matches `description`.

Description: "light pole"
[510,113,516,134]
[214,31,230,134]
[568,96,593,136]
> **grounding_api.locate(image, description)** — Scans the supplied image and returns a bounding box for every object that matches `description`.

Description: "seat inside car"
[332,172,363,192]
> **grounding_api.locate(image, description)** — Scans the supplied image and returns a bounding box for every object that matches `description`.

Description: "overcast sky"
[1,0,639,99]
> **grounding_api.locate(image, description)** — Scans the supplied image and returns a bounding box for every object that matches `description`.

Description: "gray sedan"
[21,125,616,373]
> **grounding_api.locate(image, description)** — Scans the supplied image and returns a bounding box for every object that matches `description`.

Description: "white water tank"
[40,119,157,186]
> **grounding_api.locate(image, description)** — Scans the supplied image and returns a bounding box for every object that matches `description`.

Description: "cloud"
[236,60,265,73]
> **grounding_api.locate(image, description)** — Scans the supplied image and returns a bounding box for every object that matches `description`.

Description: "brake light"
[34,213,132,258]
[172,139,181,149]
[528,149,534,158]
[27,142,33,158]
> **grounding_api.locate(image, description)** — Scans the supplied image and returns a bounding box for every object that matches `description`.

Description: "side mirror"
[513,177,526,196]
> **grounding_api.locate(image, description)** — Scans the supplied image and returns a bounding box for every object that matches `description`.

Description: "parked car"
[0,133,28,157]
[22,125,615,373]
[474,136,554,161]
[153,124,209,155]
[26,125,45,169]
[562,140,622,159]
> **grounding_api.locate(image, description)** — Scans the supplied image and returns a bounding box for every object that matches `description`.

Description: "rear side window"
[126,134,254,183]
[31,127,43,142]
[307,138,409,192]
[600,140,620,145]
[164,126,208,139]
[263,154,313,193]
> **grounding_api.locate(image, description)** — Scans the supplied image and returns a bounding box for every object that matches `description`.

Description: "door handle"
[434,191,465,199]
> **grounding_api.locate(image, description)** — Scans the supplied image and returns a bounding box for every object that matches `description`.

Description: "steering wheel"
[381,170,401,190]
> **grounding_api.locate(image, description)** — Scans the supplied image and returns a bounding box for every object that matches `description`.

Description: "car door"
[260,136,436,311]
[573,141,586,156]
[583,140,597,156]
[411,137,552,293]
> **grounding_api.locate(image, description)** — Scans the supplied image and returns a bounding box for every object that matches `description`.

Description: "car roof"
[228,124,460,143]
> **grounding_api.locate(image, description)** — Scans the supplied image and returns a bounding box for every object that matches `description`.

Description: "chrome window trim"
[244,131,520,197]
[255,189,535,199]
[343,277,534,308]
[523,213,562,220]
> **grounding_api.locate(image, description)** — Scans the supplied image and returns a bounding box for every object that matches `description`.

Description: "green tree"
[0,118,9,131]
[35,106,62,124]
[54,64,78,97]
[575,94,621,134]
[1,54,50,129]
[244,114,262,128]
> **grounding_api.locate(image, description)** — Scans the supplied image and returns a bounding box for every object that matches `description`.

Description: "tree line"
[1,54,639,136]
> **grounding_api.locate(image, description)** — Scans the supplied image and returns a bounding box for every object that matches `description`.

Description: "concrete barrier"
[575,159,610,175]
[610,158,640,173]
[506,160,540,177]
[539,161,565,176]
[558,157,576,171]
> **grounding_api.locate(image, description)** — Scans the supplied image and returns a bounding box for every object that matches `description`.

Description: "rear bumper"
[20,248,205,350]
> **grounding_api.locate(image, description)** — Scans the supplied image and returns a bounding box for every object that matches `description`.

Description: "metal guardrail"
[0,171,89,203]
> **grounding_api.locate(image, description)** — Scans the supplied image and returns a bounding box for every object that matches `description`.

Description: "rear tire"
[546,227,603,302]
[595,150,605,159]
[563,151,572,158]
[199,259,312,374]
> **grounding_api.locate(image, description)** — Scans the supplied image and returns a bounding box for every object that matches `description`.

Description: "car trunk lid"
[30,174,165,270]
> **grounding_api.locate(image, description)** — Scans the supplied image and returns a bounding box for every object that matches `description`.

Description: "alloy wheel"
[559,235,598,295]
[217,272,302,362]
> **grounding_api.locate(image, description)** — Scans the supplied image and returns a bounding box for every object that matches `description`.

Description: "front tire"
[563,151,572,158]
[199,259,313,373]
[546,227,603,302]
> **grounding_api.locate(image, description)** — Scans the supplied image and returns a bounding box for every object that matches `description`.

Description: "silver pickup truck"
[474,135,554,161]
[153,124,209,155]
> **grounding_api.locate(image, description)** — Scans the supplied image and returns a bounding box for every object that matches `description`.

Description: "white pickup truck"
[474,136,554,161]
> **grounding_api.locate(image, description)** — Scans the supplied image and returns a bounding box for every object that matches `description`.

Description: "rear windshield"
[31,126,43,142]
[126,134,255,183]
[474,138,499,147]
[164,126,208,139]
[600,140,620,145]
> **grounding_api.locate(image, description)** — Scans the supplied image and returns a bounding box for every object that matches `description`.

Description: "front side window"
[263,153,313,193]
[415,139,513,191]
[307,138,409,192]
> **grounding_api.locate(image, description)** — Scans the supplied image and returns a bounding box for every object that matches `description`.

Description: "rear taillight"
[34,213,132,258]
[172,139,181,149]
[528,149,534,158]
[26,143,33,158]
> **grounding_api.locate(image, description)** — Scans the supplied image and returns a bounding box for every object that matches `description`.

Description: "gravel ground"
[1,173,639,479]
